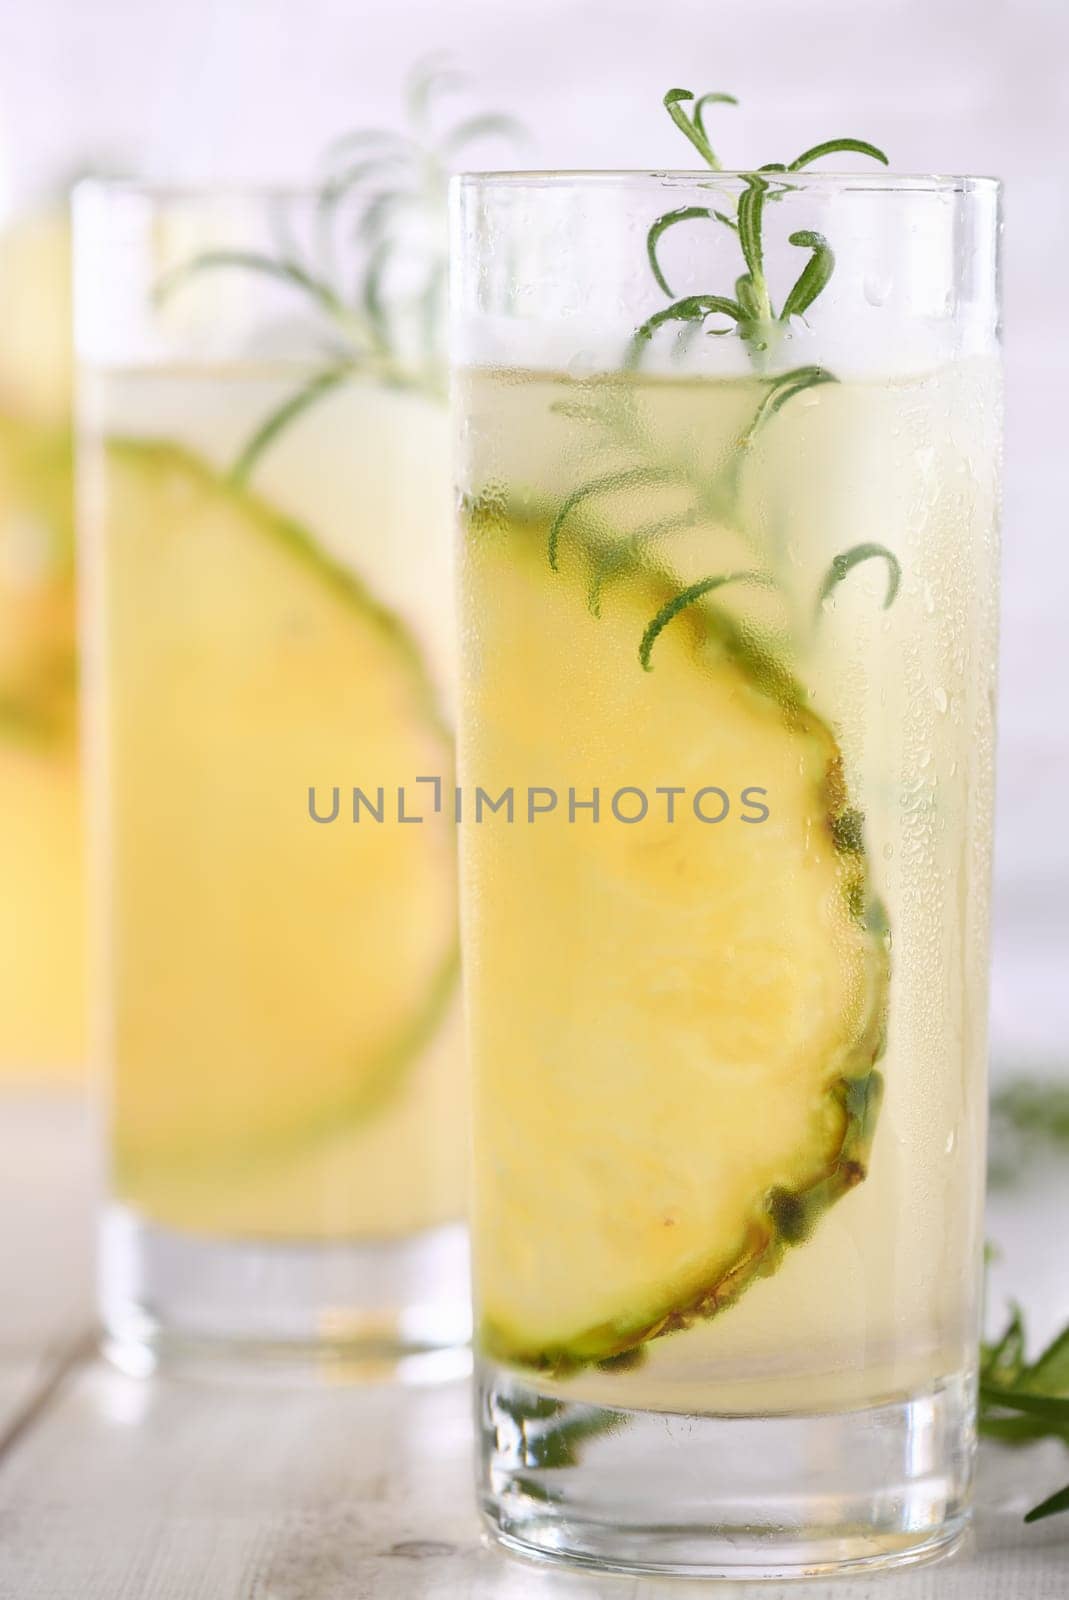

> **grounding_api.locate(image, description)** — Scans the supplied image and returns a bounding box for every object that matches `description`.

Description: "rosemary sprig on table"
[156,56,522,486]
[982,1074,1069,1523]
[981,1302,1069,1522]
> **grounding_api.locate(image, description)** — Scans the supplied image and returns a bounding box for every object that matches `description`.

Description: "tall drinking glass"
[453,171,1001,1576]
[0,203,85,1080]
[76,182,467,1375]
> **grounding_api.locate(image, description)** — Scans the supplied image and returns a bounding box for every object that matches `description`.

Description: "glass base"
[478,1362,975,1580]
[99,1203,471,1382]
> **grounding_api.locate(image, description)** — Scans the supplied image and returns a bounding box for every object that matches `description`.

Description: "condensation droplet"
[566,349,598,378]
[863,272,892,307]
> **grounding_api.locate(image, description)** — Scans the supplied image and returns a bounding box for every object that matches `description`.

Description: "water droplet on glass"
[566,350,597,378]
[863,272,892,307]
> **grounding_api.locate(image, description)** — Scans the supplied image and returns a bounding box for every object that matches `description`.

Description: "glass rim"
[451,170,1001,194]
[73,171,1001,205]
[72,177,331,205]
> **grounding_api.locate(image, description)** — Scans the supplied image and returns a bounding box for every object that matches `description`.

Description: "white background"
[3,0,1067,1071]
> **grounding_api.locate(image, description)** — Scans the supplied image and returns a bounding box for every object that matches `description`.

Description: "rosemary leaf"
[663,89,721,170]
[627,294,744,368]
[817,543,902,613]
[640,572,768,671]
[789,138,889,171]
[781,230,836,321]
[1026,1484,1069,1524]
[230,368,350,487]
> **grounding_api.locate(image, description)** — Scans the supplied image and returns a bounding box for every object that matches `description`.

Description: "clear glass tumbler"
[453,170,1001,1575]
[0,200,86,1081]
[76,181,468,1377]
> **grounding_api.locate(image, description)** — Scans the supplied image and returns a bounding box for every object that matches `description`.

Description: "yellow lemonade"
[0,210,86,1077]
[458,360,1000,1415]
[81,369,463,1239]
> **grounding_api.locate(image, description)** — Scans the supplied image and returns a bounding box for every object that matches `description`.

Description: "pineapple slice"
[97,442,458,1235]
[461,507,888,1371]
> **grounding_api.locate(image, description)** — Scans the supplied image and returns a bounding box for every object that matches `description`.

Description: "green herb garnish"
[547,85,899,668]
[493,1388,623,1504]
[634,89,887,362]
[639,570,767,670]
[983,1074,1069,1523]
[816,542,902,616]
[156,56,522,485]
[981,1301,1069,1522]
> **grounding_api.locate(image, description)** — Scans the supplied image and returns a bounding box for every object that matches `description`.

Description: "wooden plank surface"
[0,1363,47,1446]
[0,1095,1066,1599]
[0,1094,95,1436]
[0,1094,95,1349]
[0,1359,1066,1600]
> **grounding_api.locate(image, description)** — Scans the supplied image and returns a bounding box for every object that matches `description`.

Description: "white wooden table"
[1,1094,1066,1600]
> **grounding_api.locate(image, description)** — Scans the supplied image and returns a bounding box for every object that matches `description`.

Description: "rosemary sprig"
[156,56,522,486]
[547,86,898,671]
[636,89,888,362]
[980,1302,1069,1522]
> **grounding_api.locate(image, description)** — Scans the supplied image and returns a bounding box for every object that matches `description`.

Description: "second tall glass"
[77,182,468,1374]
[453,170,1002,1576]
